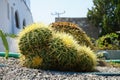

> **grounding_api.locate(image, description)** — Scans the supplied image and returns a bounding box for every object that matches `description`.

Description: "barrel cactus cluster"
[18,22,97,72]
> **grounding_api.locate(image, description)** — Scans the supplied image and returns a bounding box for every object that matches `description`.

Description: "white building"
[0,0,33,34]
[0,0,33,52]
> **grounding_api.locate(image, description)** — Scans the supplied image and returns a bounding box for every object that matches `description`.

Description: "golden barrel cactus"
[50,22,94,49]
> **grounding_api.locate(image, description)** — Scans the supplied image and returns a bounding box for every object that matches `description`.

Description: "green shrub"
[96,33,120,50]
[50,22,94,49]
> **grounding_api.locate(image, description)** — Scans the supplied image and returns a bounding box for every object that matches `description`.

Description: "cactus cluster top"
[50,22,94,49]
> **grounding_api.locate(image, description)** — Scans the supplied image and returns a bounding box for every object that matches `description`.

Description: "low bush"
[96,33,120,50]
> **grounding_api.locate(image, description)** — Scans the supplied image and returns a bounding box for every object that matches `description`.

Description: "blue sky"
[30,0,93,24]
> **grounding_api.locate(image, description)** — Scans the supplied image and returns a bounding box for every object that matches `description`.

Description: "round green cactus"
[50,22,94,49]
[41,37,78,71]
[75,46,97,71]
[19,23,52,68]
[18,23,52,56]
[40,32,97,71]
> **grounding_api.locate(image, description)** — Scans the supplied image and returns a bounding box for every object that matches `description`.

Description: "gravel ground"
[0,57,120,80]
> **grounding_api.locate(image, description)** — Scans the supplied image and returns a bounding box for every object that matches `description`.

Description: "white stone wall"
[0,0,10,33]
[0,0,33,34]
[0,0,33,52]
[23,0,31,8]
[0,37,18,52]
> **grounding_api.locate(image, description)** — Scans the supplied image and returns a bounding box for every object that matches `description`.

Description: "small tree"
[87,0,120,36]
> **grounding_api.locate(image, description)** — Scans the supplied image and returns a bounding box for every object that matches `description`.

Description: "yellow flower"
[32,56,43,67]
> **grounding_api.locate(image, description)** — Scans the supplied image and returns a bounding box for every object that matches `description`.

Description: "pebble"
[0,57,120,80]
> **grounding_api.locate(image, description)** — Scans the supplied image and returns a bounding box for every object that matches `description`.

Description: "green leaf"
[5,33,18,38]
[0,30,9,59]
